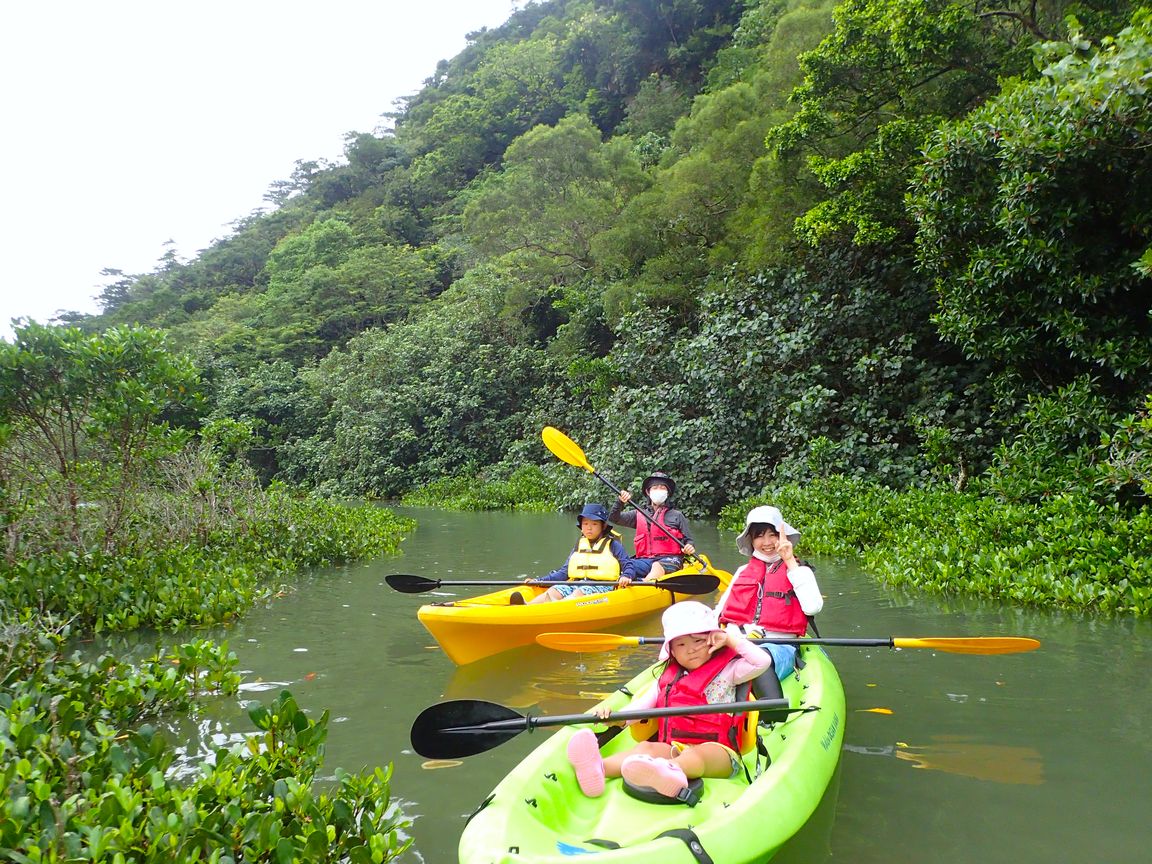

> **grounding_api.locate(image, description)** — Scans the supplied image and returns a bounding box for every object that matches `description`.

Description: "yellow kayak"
[417,569,729,666]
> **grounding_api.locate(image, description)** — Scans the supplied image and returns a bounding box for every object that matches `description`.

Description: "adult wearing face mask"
[608,471,696,581]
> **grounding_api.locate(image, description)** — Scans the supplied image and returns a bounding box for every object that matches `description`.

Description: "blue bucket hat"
[577,503,610,524]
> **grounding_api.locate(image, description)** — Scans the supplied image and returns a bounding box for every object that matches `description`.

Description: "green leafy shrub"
[911,10,1152,397]
[0,627,409,863]
[402,464,559,511]
[0,491,413,632]
[1104,396,1152,497]
[283,276,549,498]
[723,475,1152,616]
[983,377,1121,505]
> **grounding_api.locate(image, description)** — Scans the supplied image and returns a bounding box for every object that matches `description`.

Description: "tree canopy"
[46,0,1150,518]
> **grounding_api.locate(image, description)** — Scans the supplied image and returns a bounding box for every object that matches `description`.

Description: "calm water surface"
[143,507,1150,863]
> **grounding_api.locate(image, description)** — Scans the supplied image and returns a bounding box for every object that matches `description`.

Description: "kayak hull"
[417,570,724,666]
[458,642,845,863]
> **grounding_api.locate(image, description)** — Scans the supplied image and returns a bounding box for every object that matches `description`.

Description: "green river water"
[133,507,1150,863]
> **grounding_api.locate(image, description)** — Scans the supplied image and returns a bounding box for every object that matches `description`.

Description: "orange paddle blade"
[536,632,641,652]
[891,637,1041,655]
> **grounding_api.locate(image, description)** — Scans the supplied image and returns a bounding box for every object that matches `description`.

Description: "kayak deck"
[417,569,724,665]
[458,643,845,864]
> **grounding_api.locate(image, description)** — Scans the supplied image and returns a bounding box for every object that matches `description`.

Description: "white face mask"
[648,488,669,505]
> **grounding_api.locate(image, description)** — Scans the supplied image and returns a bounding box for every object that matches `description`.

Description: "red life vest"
[654,647,743,750]
[719,557,809,636]
[635,508,684,558]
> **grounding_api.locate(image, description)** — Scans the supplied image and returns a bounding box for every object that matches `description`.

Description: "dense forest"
[12,0,1152,610]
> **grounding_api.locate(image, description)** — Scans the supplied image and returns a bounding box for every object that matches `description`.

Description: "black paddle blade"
[658,573,720,595]
[385,573,439,593]
[411,699,527,758]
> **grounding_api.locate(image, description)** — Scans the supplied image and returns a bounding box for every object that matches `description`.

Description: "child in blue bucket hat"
[514,503,637,604]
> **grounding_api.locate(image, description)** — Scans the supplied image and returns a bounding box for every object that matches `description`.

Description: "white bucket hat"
[735,505,799,557]
[658,601,719,661]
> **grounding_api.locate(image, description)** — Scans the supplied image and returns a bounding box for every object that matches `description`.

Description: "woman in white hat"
[714,506,823,691]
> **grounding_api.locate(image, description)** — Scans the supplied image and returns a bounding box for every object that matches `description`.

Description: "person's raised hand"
[618,489,632,504]
[776,529,795,564]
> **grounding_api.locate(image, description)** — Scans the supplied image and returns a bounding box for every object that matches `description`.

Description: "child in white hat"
[565,601,771,800]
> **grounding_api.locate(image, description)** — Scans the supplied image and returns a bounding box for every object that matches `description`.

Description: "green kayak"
[458,643,845,864]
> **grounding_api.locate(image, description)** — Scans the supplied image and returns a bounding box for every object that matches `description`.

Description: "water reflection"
[845,737,1045,785]
[440,642,654,713]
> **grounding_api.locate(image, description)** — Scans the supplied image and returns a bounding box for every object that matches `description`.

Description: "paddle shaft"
[594,470,695,556]
[534,631,1042,655]
[540,427,694,558]
[444,697,792,736]
[437,579,656,588]
[628,635,899,649]
[385,572,718,595]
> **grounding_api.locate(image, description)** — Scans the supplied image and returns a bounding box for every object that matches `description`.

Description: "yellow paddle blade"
[541,426,594,472]
[690,553,733,588]
[536,632,639,652]
[890,637,1041,655]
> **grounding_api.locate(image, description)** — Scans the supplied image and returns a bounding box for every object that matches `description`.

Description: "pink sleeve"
[624,688,658,712]
[725,637,773,685]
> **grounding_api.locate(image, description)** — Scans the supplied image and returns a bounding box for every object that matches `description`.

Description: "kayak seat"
[620,681,764,801]
[622,775,704,807]
[734,681,759,755]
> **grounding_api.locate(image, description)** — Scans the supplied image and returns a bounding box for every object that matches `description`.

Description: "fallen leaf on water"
[421,760,463,770]
[857,707,894,714]
[866,683,877,688]
[304,672,317,681]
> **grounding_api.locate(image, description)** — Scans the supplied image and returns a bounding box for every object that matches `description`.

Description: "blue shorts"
[631,556,684,578]
[759,642,797,679]
[552,582,615,598]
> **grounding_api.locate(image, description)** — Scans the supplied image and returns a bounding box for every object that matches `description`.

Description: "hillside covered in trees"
[27,0,1152,610]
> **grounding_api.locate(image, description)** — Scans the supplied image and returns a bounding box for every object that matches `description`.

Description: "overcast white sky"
[1,0,520,340]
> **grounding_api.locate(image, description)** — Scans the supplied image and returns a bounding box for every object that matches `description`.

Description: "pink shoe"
[567,729,605,797]
[621,754,689,798]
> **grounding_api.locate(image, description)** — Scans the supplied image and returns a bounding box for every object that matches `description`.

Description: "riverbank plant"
[0,625,410,862]
[0,485,413,632]
[0,324,414,631]
[1,324,415,860]
[723,476,1152,616]
[401,464,562,511]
